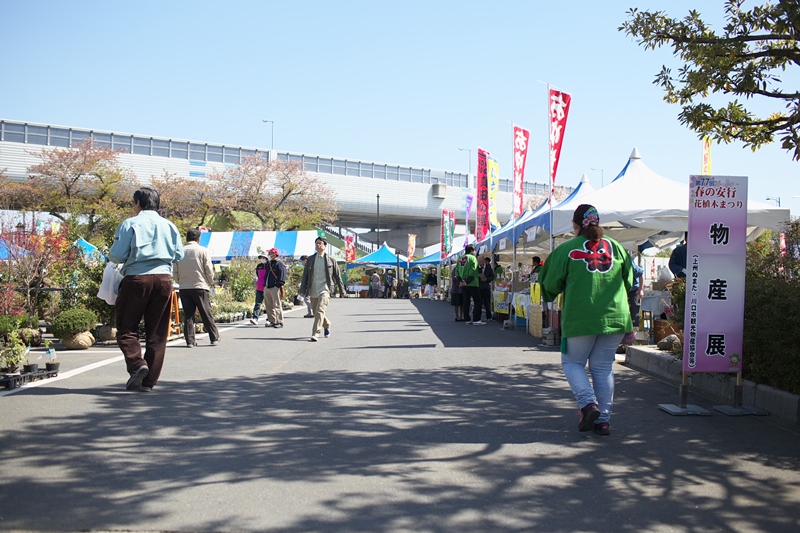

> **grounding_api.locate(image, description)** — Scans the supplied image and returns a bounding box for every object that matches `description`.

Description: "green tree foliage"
[620,1,800,160]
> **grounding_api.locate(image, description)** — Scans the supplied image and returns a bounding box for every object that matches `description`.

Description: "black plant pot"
[46,362,60,372]
[23,364,39,374]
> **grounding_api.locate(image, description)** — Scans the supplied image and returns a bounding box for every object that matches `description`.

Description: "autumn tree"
[205,156,338,231]
[620,0,800,160]
[149,171,217,235]
[25,138,139,244]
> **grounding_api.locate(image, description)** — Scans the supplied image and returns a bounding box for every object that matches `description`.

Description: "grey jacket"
[299,252,344,297]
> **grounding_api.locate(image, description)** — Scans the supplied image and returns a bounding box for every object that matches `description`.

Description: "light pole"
[458,147,472,185]
[376,193,380,251]
[261,119,274,150]
[766,196,781,207]
[591,167,605,187]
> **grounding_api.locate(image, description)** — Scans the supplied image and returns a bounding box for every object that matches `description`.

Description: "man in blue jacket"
[109,187,184,392]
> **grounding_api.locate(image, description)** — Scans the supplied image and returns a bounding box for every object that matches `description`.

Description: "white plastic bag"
[97,262,124,305]
[657,266,674,283]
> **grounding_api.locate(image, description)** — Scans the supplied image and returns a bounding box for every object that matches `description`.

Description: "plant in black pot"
[1,330,27,373]
[44,339,59,373]
[52,308,97,350]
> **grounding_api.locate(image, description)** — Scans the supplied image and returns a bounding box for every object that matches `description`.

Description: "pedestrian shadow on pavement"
[5,362,800,532]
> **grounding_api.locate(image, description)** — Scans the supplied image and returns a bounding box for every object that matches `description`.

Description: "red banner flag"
[476,148,490,241]
[344,234,356,262]
[512,125,531,217]
[548,88,572,196]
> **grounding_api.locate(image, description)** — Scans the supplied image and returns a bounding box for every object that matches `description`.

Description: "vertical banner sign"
[702,136,712,174]
[512,125,531,217]
[407,234,416,263]
[487,155,500,231]
[464,193,475,248]
[448,209,456,252]
[548,88,572,195]
[684,175,748,373]
[344,234,356,263]
[476,148,490,241]
[441,210,450,259]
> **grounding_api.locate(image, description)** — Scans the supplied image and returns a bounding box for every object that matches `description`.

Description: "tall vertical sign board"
[684,175,748,373]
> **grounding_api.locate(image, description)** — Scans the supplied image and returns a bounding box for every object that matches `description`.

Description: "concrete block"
[752,384,800,425]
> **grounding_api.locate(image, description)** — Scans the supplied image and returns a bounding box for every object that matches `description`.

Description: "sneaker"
[304,314,314,318]
[473,321,487,326]
[126,366,149,391]
[464,321,473,325]
[210,339,220,346]
[139,386,152,392]
[186,343,196,348]
[273,323,283,328]
[578,403,601,432]
[310,335,318,342]
[593,422,610,436]
[264,321,274,328]
[324,328,330,338]
[249,317,258,325]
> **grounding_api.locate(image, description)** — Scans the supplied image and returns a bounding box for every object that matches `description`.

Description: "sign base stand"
[658,403,711,416]
[713,405,770,416]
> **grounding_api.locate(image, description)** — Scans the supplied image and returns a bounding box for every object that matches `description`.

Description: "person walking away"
[173,228,220,347]
[538,204,633,436]
[383,270,395,299]
[425,268,438,300]
[370,270,383,299]
[478,256,495,321]
[298,236,346,341]
[456,244,484,325]
[300,255,314,317]
[108,187,184,392]
[263,248,287,328]
[450,263,464,321]
[248,253,268,325]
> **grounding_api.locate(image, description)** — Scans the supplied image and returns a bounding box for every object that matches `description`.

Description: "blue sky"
[1,0,796,214]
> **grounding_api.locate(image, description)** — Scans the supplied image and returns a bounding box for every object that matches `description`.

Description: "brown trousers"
[115,274,173,388]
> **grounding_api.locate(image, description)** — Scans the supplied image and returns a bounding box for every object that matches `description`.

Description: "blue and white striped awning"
[198,231,321,263]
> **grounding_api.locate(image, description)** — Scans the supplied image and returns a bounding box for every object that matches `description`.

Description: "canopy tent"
[74,237,103,261]
[544,148,790,246]
[346,243,409,270]
[198,230,320,263]
[409,250,444,268]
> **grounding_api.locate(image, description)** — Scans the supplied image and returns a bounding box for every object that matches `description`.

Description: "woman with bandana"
[538,204,633,436]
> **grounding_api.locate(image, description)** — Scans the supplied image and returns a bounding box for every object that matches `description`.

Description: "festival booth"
[345,243,409,296]
[198,230,320,263]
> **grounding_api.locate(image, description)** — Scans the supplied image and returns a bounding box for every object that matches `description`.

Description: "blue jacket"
[109,210,184,276]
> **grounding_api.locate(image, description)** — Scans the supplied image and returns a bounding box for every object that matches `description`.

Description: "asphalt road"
[1,297,799,533]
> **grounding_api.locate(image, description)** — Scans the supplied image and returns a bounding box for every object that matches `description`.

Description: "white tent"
[199,230,320,263]
[543,148,790,248]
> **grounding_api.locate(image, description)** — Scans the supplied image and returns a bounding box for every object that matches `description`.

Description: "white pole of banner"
[547,84,554,254]
[509,122,518,330]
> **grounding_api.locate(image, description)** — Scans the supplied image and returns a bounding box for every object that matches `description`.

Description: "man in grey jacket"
[174,228,220,347]
[298,236,345,342]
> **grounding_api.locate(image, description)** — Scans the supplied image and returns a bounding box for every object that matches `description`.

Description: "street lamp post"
[766,196,781,207]
[261,119,274,150]
[376,193,380,251]
[591,167,605,187]
[458,147,472,185]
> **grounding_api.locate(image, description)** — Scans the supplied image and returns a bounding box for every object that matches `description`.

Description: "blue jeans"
[561,333,623,424]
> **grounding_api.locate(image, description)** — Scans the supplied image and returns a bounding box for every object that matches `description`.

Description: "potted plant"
[52,308,97,350]
[44,339,59,373]
[1,330,27,373]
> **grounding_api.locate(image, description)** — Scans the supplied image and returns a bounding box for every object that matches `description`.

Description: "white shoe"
[310,335,318,342]
[249,318,258,325]
[473,321,486,326]
[464,321,473,325]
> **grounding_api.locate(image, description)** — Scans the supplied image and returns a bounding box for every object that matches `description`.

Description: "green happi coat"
[538,235,634,338]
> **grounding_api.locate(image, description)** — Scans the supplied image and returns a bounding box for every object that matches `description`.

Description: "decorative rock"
[96,325,117,342]
[63,331,95,350]
[657,334,681,351]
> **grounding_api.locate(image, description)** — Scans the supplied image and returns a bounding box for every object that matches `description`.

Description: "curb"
[625,345,800,426]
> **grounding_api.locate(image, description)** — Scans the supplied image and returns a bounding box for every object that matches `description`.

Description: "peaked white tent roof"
[546,148,790,246]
